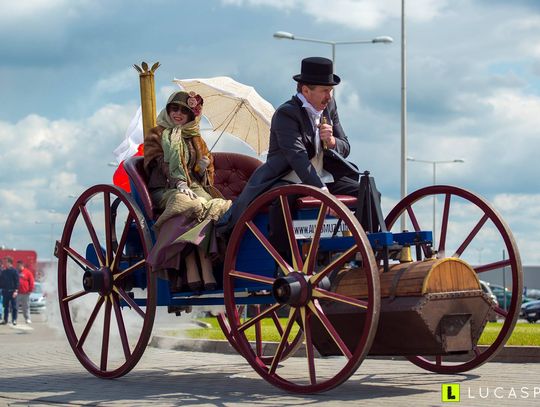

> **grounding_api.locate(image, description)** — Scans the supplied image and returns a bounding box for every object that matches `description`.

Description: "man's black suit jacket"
[218,95,357,232]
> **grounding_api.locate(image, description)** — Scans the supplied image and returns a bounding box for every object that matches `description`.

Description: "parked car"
[29,282,47,313]
[479,280,499,322]
[520,300,540,323]
[523,288,540,300]
[484,282,532,311]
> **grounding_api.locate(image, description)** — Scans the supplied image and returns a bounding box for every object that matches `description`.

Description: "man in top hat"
[217,57,359,255]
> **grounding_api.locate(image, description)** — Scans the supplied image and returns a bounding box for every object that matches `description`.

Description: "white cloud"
[222,0,450,29]
[0,104,136,256]
[0,0,98,26]
[93,67,136,96]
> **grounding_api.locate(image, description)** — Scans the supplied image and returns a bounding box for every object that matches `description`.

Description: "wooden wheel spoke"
[300,307,316,385]
[114,259,146,281]
[80,204,106,268]
[246,220,293,275]
[280,196,303,271]
[406,205,430,258]
[110,214,134,273]
[229,269,275,286]
[309,244,358,286]
[473,345,481,357]
[76,296,105,349]
[115,287,146,319]
[104,192,113,267]
[494,306,508,318]
[269,308,298,374]
[254,306,262,357]
[475,259,512,274]
[100,298,112,371]
[62,290,89,303]
[302,203,328,275]
[64,246,99,272]
[406,205,421,232]
[435,355,442,366]
[307,301,352,359]
[438,193,451,253]
[454,214,489,257]
[238,303,283,332]
[312,287,368,309]
[112,294,131,360]
[270,310,285,336]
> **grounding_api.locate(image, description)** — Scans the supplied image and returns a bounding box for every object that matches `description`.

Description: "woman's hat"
[167,91,203,116]
[293,57,341,86]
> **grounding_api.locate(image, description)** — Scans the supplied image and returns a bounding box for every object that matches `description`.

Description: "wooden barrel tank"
[311,258,495,357]
[334,257,482,299]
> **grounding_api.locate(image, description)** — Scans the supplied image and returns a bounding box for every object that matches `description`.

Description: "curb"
[149,335,540,363]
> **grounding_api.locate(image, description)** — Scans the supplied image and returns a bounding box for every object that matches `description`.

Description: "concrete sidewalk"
[149,332,540,363]
[1,315,539,406]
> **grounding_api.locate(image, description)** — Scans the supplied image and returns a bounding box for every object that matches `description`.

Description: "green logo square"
[442,383,460,402]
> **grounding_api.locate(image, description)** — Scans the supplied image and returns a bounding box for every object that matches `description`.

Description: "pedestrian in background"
[1,257,19,325]
[17,260,34,324]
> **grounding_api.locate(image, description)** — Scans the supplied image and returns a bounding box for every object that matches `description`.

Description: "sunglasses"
[169,104,191,115]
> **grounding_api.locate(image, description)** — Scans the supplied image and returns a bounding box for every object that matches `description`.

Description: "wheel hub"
[272,272,311,307]
[83,266,113,295]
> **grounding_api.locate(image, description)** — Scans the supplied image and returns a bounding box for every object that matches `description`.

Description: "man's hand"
[319,123,336,149]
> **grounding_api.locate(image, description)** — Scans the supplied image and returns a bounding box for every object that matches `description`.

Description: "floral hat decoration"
[186,91,203,117]
[168,91,204,118]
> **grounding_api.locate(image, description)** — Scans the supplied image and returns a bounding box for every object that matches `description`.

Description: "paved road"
[1,312,539,406]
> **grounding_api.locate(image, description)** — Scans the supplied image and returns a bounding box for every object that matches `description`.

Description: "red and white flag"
[112,107,144,192]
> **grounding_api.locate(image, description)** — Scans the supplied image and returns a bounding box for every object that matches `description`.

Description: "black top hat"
[293,57,340,86]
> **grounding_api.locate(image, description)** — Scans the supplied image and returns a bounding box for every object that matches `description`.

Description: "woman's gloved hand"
[176,181,197,200]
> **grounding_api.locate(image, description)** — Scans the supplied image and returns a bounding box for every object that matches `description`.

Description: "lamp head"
[372,36,393,44]
[273,31,295,40]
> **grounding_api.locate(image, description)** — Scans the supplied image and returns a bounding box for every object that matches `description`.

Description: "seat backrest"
[212,152,263,200]
[124,152,263,220]
[123,156,156,220]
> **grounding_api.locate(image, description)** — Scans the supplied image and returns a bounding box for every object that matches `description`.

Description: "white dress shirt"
[282,93,334,185]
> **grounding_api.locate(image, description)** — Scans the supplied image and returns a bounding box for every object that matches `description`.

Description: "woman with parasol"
[144,90,231,292]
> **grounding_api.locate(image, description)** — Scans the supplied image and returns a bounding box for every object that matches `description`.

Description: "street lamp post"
[273,31,393,97]
[406,157,464,247]
[273,31,393,71]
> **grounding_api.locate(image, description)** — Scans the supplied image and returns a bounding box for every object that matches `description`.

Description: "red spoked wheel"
[56,184,156,378]
[223,185,380,393]
[217,305,304,364]
[385,185,522,373]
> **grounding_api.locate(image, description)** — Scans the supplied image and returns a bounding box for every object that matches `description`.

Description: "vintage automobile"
[55,63,523,394]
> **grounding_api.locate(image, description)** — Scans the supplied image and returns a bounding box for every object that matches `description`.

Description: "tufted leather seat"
[124,152,263,221]
[212,152,263,201]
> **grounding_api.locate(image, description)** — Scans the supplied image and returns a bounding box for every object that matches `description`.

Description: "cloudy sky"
[0,0,539,265]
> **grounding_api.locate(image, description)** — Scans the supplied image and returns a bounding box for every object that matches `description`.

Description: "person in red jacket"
[17,260,35,324]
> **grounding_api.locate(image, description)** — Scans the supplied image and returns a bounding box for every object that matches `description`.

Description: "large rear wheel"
[223,185,380,393]
[385,185,522,373]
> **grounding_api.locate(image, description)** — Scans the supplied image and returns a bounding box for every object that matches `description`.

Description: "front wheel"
[57,184,156,378]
